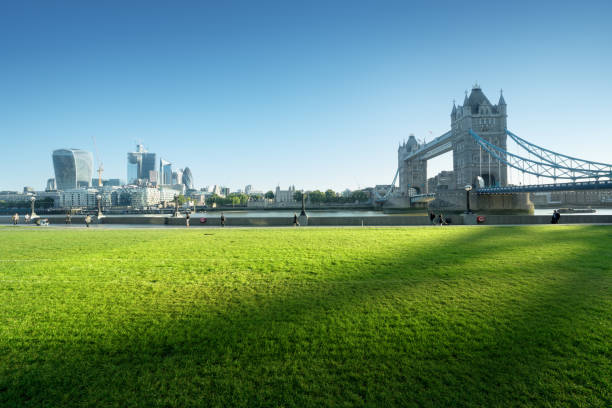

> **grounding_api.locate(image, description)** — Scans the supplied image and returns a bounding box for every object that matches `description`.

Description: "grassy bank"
[1,226,610,407]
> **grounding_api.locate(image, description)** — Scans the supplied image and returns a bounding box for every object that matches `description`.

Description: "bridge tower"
[398,135,427,194]
[451,84,507,188]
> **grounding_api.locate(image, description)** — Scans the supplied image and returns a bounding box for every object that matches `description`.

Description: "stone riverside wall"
[431,190,534,213]
[2,214,612,226]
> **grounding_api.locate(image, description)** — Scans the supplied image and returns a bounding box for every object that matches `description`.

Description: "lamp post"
[30,196,37,219]
[464,184,473,214]
[300,192,307,216]
[96,194,103,219]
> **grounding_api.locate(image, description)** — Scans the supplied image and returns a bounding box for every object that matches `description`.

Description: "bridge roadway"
[402,130,452,161]
[477,180,612,194]
[406,181,612,203]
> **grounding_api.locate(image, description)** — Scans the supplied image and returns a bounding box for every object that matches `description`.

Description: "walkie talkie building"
[52,149,94,190]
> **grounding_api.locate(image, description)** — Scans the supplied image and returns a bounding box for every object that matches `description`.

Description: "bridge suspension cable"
[373,167,400,202]
[506,129,612,178]
[470,129,612,181]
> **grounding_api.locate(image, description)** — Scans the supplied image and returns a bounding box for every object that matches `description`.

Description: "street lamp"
[96,194,104,219]
[30,196,37,219]
[300,192,307,216]
[464,184,473,214]
[173,194,179,217]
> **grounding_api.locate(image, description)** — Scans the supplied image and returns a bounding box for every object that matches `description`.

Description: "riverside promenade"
[3,214,612,227]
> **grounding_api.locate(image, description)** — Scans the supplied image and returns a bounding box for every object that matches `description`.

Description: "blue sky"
[1,1,611,191]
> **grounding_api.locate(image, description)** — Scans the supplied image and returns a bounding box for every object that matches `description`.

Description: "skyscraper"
[182,167,193,189]
[46,178,57,191]
[159,158,172,185]
[52,149,94,190]
[127,144,156,184]
[172,169,183,185]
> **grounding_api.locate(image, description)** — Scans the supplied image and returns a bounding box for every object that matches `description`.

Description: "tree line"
[0,197,55,209]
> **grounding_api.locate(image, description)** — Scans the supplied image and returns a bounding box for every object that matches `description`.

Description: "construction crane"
[92,136,104,187]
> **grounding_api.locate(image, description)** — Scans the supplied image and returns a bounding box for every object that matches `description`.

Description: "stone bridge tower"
[451,84,507,188]
[398,135,427,194]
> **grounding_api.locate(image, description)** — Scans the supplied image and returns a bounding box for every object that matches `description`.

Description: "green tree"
[351,190,370,203]
[293,191,303,202]
[264,191,275,200]
[208,194,222,205]
[324,189,337,203]
[308,190,324,203]
[177,194,187,205]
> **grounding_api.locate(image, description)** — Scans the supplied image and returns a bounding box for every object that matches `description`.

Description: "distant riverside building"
[112,186,160,208]
[104,179,122,187]
[211,185,225,197]
[127,144,156,184]
[159,159,172,185]
[46,178,57,191]
[0,191,61,208]
[427,170,455,192]
[0,191,30,202]
[52,149,94,190]
[182,167,193,189]
[275,185,296,203]
[129,187,160,208]
[245,185,252,194]
[58,188,99,209]
[91,178,122,187]
[159,186,183,204]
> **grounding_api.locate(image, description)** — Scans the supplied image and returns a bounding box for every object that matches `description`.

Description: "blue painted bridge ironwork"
[477,180,612,194]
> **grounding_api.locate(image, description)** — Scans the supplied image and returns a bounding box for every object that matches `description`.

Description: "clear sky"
[1,0,611,192]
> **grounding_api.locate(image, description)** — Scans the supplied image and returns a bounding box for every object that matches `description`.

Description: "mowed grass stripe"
[0,226,610,407]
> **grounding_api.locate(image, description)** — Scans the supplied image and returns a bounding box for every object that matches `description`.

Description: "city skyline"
[1,1,611,191]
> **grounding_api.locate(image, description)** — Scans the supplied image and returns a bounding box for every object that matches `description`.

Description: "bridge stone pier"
[398,84,508,194]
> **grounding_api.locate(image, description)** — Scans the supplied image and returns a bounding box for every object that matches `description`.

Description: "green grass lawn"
[0,226,610,407]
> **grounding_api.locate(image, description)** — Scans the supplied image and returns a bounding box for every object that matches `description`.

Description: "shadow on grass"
[1,227,611,407]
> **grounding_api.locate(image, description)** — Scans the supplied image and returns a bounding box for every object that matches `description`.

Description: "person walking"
[220,212,226,227]
[12,213,19,225]
[85,215,92,228]
[24,213,30,224]
[429,211,436,225]
[186,212,190,228]
[551,210,561,224]
[293,213,299,227]
[437,213,444,226]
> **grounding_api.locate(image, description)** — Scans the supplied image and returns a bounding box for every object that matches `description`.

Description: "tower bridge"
[375,84,612,210]
[398,84,509,194]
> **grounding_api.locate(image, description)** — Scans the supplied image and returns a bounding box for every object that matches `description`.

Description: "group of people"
[11,213,33,224]
[551,209,561,224]
[429,211,449,226]
[10,213,49,226]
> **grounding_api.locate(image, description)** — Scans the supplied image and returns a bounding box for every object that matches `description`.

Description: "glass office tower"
[159,158,172,185]
[182,167,193,189]
[52,149,94,190]
[127,144,156,184]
